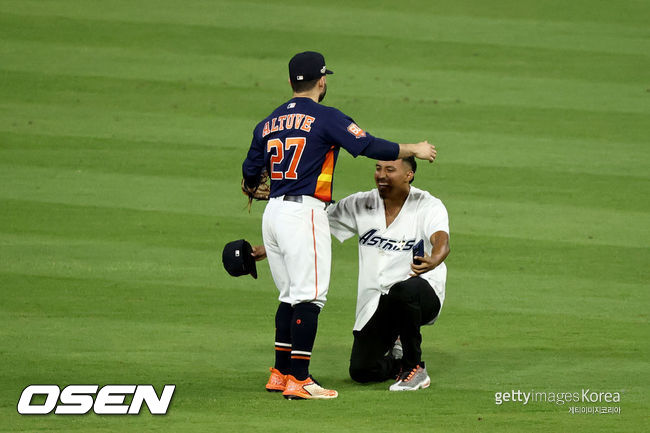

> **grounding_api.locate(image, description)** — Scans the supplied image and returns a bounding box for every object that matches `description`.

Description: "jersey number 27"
[267,137,306,180]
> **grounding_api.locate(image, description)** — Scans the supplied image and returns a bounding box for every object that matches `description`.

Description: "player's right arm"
[397,141,437,162]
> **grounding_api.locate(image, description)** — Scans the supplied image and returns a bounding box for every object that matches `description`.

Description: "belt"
[282,195,332,209]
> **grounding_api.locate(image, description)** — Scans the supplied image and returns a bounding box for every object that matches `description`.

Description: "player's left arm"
[242,126,266,189]
[411,231,450,275]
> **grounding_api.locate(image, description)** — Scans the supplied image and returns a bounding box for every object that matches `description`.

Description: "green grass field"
[1,0,648,431]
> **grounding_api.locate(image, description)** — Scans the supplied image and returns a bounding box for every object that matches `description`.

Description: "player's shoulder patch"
[347,122,366,138]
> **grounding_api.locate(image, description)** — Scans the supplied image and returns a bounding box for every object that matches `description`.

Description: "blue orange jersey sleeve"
[242,124,266,188]
[322,109,399,160]
[241,97,399,202]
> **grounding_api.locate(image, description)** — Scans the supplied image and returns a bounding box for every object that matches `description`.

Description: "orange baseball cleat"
[282,375,338,400]
[265,367,288,392]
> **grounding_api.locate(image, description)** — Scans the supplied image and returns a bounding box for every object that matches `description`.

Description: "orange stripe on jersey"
[313,147,335,202]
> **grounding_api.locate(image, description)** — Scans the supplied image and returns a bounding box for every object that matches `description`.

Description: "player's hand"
[411,141,437,163]
[251,245,267,261]
[410,252,437,276]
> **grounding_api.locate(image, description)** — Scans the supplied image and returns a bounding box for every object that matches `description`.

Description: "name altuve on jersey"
[262,113,315,138]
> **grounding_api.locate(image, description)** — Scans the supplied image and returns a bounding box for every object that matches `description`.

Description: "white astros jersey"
[327,186,449,331]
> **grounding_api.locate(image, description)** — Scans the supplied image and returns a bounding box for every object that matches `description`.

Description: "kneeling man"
[327,157,450,391]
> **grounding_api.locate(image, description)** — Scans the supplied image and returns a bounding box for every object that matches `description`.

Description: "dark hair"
[290,78,319,93]
[402,157,417,184]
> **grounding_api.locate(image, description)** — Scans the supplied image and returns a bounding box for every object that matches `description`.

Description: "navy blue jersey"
[242,97,399,202]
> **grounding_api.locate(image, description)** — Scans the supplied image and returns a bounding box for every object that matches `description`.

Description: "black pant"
[349,277,441,383]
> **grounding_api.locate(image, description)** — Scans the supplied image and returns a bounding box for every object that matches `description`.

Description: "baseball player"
[241,51,437,400]
[327,157,450,391]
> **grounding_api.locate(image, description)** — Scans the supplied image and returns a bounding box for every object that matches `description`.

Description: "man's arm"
[327,196,359,243]
[359,139,437,163]
[410,231,450,276]
[398,141,437,162]
[326,110,437,162]
[242,128,266,188]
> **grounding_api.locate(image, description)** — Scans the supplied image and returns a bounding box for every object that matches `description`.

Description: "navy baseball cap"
[289,51,333,82]
[222,239,257,279]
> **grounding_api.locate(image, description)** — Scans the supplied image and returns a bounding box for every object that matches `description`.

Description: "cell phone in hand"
[412,240,424,265]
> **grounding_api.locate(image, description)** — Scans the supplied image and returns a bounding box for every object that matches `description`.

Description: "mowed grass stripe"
[331,97,649,144]
[2,218,644,287]
[436,314,643,372]
[0,272,276,325]
[447,198,648,248]
[448,272,646,322]
[0,226,648,286]
[2,132,648,215]
[2,51,645,120]
[0,132,235,180]
[0,165,228,214]
[2,277,635,374]
[449,233,645,284]
[2,93,647,148]
[0,286,640,412]
[1,12,648,85]
[2,63,647,118]
[439,166,649,213]
[2,0,648,54]
[0,168,263,239]
[3,128,647,207]
[0,235,212,285]
[418,131,649,177]
[0,113,256,150]
[0,199,223,251]
[1,159,647,252]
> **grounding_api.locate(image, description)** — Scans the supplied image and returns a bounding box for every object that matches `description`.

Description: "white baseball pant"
[262,195,331,308]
